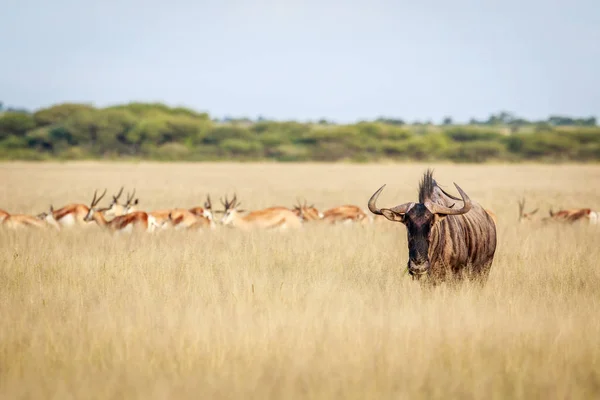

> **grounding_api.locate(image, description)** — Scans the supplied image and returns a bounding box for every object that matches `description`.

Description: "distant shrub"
[446,141,506,162]
[1,102,599,163]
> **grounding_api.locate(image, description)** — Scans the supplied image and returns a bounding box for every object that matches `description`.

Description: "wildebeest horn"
[368,184,415,215]
[426,183,471,215]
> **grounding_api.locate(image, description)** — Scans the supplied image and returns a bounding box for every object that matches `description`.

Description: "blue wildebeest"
[368,169,497,285]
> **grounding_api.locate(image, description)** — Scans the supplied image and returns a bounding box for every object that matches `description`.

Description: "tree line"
[0,102,598,162]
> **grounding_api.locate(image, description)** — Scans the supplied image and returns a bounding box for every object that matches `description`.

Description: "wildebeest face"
[382,204,439,276]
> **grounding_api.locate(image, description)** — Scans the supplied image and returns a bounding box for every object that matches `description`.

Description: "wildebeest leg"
[471,261,493,288]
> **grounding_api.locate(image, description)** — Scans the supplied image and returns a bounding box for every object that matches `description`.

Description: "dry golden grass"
[1,162,599,399]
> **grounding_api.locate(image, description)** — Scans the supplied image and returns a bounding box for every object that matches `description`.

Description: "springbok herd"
[0,185,597,234]
[0,187,381,233]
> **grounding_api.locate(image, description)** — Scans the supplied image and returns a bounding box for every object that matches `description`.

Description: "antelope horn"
[114,186,124,201]
[127,188,136,205]
[426,183,471,215]
[91,188,107,208]
[368,184,414,215]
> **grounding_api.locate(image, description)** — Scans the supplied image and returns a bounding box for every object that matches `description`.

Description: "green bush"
[446,141,506,162]
[220,139,263,156]
[33,103,95,127]
[0,112,36,139]
[444,126,504,142]
[1,102,598,163]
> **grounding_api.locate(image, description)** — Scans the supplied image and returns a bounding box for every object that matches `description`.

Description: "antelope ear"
[381,209,405,223]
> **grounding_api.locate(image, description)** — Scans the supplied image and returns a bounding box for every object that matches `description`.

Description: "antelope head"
[518,198,539,222]
[293,198,321,221]
[124,189,139,214]
[219,193,245,225]
[103,186,126,217]
[84,189,108,222]
[37,205,60,230]
[203,194,213,221]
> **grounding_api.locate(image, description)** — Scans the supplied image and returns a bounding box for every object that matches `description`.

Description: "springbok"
[219,194,303,231]
[292,200,370,225]
[167,209,212,230]
[39,202,93,228]
[322,205,371,225]
[291,199,322,222]
[368,169,497,285]
[84,189,160,233]
[147,208,209,230]
[188,194,216,228]
[545,207,598,225]
[147,195,214,229]
[1,210,59,230]
[518,198,539,223]
[102,187,139,217]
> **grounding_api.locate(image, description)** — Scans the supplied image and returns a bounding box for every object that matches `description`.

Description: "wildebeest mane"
[418,169,436,203]
[418,168,462,204]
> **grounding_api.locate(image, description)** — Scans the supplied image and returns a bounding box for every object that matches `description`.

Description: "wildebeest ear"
[381,209,405,223]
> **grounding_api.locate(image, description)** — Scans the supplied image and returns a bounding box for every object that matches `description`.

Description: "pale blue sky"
[1,0,599,123]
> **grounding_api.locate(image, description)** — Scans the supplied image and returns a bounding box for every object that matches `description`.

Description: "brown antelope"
[188,194,216,228]
[38,189,131,228]
[219,194,303,231]
[147,195,213,229]
[102,187,139,217]
[545,207,598,225]
[1,210,59,230]
[322,205,371,225]
[291,200,370,225]
[291,199,322,222]
[84,189,161,233]
[167,209,212,230]
[518,198,539,223]
[40,202,93,228]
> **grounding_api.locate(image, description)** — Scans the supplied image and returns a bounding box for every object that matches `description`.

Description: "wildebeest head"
[368,175,472,277]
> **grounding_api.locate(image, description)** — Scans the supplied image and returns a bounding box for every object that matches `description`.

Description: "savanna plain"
[1,162,599,399]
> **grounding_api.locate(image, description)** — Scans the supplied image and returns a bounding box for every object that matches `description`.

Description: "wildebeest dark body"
[368,169,497,285]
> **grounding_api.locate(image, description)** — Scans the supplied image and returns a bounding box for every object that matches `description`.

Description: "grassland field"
[1,162,599,399]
